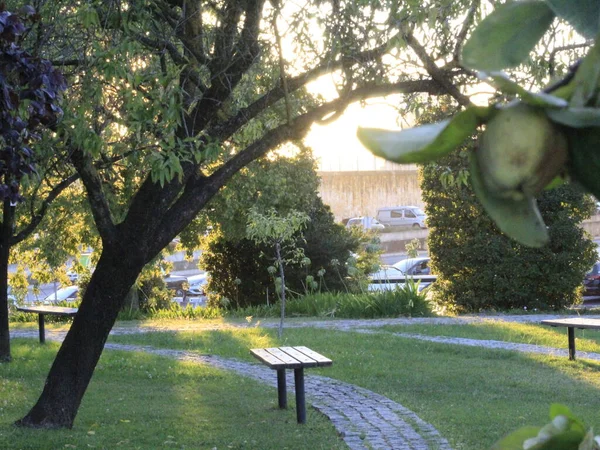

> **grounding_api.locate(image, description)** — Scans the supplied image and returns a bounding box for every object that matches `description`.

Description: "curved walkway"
[105,343,452,450]
[11,314,600,449]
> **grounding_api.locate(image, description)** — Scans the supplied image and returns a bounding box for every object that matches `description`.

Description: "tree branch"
[208,0,245,75]
[453,0,480,64]
[189,0,265,133]
[14,146,141,246]
[210,30,437,139]
[548,42,590,76]
[132,33,187,66]
[69,147,118,247]
[211,78,446,142]
[401,25,471,107]
[11,173,78,245]
[153,78,447,249]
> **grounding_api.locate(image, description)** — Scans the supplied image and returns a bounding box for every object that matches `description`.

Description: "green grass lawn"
[0,338,345,450]
[6,319,600,449]
[378,320,600,353]
[108,325,600,450]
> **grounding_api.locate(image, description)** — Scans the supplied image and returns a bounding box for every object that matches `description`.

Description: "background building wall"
[318,169,423,221]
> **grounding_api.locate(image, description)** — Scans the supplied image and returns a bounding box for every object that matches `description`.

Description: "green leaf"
[470,154,549,248]
[535,430,587,449]
[568,38,600,107]
[544,175,566,190]
[461,1,555,71]
[545,0,600,39]
[549,404,586,433]
[484,73,568,107]
[547,107,600,127]
[491,426,540,450]
[357,106,490,164]
[567,124,600,199]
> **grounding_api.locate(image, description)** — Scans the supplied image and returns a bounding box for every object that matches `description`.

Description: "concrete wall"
[318,170,422,221]
[583,215,600,238]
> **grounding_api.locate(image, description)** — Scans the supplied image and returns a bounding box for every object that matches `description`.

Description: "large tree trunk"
[15,246,144,428]
[0,200,14,362]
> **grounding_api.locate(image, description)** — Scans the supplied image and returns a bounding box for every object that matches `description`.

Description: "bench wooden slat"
[278,346,319,368]
[293,346,333,367]
[250,348,286,369]
[250,348,302,369]
[265,347,304,368]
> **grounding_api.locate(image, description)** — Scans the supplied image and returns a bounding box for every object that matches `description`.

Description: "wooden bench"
[250,346,332,424]
[541,318,600,360]
[16,305,78,344]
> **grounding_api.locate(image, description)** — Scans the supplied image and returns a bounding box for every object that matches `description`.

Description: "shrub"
[202,199,359,308]
[421,143,597,313]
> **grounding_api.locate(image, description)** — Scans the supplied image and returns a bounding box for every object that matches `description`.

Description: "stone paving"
[11,313,600,449]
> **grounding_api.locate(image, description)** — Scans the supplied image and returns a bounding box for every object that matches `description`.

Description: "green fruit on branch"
[477,103,568,200]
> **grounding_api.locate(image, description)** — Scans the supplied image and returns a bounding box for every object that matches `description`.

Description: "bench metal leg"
[277,369,287,409]
[294,368,306,424]
[568,327,575,360]
[38,314,46,344]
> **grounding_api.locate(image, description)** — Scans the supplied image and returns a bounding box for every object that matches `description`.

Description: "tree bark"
[15,245,144,428]
[0,200,14,362]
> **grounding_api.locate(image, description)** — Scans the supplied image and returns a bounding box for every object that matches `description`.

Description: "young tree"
[247,208,309,337]
[15,0,531,428]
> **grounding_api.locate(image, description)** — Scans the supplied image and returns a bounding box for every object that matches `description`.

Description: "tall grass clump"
[285,284,432,318]
[117,303,223,320]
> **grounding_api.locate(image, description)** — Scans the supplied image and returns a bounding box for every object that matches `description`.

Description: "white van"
[376,206,427,228]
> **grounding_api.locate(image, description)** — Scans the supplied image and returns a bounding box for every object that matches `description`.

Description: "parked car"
[186,273,209,297]
[66,270,79,283]
[584,262,600,296]
[44,285,79,304]
[345,217,385,231]
[393,257,432,275]
[164,274,188,297]
[369,257,436,292]
[376,206,427,229]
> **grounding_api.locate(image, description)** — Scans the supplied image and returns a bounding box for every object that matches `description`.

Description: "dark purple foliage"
[0,6,65,204]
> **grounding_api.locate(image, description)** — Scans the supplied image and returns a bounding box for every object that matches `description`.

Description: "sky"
[304,96,410,172]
